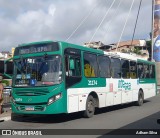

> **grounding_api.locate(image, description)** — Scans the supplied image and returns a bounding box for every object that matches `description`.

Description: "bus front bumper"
[11,100,66,115]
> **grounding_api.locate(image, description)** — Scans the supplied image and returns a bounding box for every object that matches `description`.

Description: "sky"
[0,0,152,51]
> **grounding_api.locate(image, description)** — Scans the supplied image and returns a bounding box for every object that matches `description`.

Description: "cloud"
[0,0,152,51]
[48,4,56,17]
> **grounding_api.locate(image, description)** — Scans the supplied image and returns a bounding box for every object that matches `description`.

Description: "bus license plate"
[25,106,34,111]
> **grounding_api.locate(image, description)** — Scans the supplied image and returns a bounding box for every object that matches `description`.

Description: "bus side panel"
[139,82,156,99]
[67,87,107,113]
[131,79,139,102]
[110,79,139,104]
[68,95,79,113]
[109,79,121,105]
[106,92,114,106]
[67,88,88,113]
[105,79,113,106]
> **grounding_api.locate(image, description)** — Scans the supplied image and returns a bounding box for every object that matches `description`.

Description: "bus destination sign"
[14,42,59,55]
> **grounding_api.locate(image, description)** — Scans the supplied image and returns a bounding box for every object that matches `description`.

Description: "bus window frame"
[83,52,98,78]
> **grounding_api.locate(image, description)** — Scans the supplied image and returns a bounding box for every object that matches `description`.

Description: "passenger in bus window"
[84,63,95,77]
[138,65,144,78]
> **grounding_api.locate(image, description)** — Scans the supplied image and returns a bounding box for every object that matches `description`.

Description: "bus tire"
[136,90,144,106]
[83,95,95,118]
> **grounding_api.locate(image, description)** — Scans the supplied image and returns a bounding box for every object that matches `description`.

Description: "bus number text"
[88,80,98,86]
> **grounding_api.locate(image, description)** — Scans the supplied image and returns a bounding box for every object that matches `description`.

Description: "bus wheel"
[136,91,144,106]
[83,95,95,118]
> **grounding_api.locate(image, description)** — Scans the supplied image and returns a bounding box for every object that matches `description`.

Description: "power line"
[102,0,122,44]
[65,1,102,42]
[89,0,116,43]
[130,0,143,47]
[116,0,135,51]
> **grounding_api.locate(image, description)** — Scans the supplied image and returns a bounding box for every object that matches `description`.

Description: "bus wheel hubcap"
[140,96,143,104]
[88,101,94,112]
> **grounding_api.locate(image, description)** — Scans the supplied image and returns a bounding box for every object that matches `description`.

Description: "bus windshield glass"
[13,55,62,87]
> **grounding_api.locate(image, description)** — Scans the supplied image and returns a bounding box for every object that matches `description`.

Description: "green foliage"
[146,40,151,47]
[2,80,10,86]
[133,47,141,55]
[121,49,127,53]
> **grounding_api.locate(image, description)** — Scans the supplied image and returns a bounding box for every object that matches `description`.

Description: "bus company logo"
[118,80,131,90]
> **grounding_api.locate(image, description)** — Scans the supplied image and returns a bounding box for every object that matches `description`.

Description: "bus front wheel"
[83,95,95,118]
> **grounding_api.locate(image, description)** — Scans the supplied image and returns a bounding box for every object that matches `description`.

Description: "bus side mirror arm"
[4,58,13,79]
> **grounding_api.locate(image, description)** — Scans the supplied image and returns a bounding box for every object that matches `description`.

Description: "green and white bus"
[7,41,157,118]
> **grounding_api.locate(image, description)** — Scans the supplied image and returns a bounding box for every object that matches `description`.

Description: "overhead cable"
[130,0,143,47]
[102,0,122,44]
[65,1,102,42]
[89,0,116,43]
[116,0,135,51]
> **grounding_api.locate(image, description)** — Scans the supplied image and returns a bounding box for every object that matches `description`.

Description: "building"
[0,51,12,59]
[84,40,149,60]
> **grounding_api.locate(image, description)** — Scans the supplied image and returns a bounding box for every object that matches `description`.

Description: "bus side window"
[144,64,150,78]
[84,63,95,77]
[111,58,121,78]
[84,53,98,78]
[130,61,137,79]
[121,59,129,79]
[97,55,111,78]
[150,65,155,78]
[137,63,144,79]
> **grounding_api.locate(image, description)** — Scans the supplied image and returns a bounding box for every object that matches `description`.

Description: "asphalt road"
[0,94,160,137]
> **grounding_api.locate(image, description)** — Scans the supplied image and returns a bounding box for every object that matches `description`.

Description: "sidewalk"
[0,107,11,122]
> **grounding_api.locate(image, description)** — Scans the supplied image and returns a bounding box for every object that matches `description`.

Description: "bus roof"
[16,41,155,64]
[103,51,153,62]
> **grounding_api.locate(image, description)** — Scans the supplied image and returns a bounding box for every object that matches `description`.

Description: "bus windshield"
[13,55,62,87]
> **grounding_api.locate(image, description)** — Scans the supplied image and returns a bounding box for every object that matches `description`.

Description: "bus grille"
[15,89,49,96]
[18,105,44,111]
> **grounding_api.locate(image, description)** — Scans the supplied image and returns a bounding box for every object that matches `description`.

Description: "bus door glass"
[64,48,81,88]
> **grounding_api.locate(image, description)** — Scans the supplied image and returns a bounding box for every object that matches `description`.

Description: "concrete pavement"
[0,107,11,122]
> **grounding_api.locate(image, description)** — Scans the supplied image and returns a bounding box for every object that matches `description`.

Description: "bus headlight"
[48,93,62,105]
